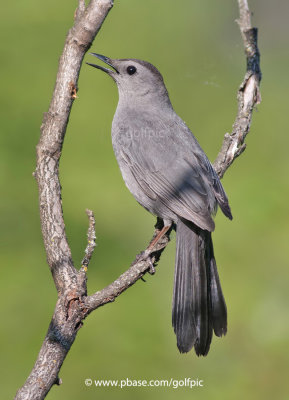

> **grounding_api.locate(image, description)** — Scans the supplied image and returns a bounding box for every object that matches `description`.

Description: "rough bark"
[15,0,261,399]
[15,1,114,399]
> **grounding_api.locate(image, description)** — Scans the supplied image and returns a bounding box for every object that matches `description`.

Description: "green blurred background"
[1,0,289,399]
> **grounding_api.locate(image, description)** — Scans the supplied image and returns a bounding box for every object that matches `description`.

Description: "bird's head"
[87,53,171,107]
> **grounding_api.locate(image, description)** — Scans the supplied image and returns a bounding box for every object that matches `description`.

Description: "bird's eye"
[127,65,137,75]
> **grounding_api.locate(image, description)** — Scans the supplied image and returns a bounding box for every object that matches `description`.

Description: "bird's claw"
[147,257,156,275]
[136,250,156,274]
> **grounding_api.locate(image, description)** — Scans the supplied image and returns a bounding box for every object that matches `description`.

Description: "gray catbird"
[87,54,232,356]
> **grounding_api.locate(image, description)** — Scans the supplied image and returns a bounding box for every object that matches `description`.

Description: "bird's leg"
[147,224,171,251]
[138,221,172,275]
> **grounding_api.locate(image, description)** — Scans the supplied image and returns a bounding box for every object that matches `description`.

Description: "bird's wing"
[188,152,233,220]
[114,113,232,230]
[120,136,216,231]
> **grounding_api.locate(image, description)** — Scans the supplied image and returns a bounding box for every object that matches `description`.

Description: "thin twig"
[213,0,261,178]
[84,218,172,312]
[81,209,96,271]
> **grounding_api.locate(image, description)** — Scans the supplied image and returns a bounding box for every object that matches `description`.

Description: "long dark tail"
[172,218,227,356]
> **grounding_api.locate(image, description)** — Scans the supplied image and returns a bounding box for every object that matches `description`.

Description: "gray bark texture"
[15,0,261,399]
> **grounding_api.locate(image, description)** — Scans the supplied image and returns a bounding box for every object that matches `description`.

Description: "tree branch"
[15,1,261,399]
[213,0,261,177]
[15,1,114,399]
[81,209,97,271]
[84,218,173,312]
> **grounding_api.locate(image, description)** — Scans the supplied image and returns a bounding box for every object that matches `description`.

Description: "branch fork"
[15,1,261,399]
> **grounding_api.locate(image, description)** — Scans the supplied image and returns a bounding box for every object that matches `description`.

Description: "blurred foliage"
[1,0,289,399]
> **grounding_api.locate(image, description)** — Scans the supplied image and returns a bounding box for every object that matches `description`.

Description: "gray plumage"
[87,54,232,356]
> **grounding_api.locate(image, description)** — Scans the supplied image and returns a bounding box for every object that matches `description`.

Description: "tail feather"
[192,229,211,356]
[206,232,227,337]
[172,219,227,356]
[172,220,197,353]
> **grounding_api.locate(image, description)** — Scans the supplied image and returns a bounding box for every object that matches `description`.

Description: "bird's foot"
[147,257,156,275]
[136,250,156,275]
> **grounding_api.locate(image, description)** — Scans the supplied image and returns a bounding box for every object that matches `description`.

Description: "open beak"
[86,53,119,74]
